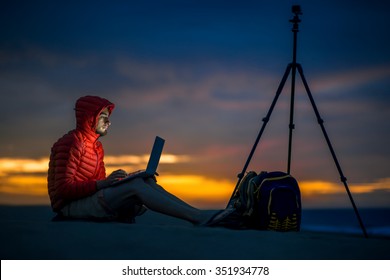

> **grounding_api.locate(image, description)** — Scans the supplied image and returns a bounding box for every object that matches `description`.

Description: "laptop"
[113,136,165,185]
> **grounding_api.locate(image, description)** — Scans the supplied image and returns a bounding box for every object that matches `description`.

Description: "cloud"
[104,154,192,174]
[0,154,191,175]
[2,50,389,186]
[309,65,390,96]
[112,58,390,129]
[0,158,48,176]
[300,178,390,196]
[114,56,278,109]
[1,156,389,209]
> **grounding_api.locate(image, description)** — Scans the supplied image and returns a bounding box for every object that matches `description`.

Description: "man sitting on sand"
[47,95,213,225]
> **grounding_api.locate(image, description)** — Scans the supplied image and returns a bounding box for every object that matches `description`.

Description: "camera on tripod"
[291,5,302,15]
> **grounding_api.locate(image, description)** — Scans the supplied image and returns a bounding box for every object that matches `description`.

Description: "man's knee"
[145,177,163,189]
[123,177,149,195]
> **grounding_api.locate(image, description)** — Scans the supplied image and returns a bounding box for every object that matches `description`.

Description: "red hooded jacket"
[48,96,115,212]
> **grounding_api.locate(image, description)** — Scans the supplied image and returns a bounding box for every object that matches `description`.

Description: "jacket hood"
[75,95,115,140]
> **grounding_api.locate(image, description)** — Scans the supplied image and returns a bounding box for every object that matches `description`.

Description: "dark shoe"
[201,206,236,227]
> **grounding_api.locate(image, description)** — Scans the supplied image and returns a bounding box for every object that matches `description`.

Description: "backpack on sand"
[226,171,302,231]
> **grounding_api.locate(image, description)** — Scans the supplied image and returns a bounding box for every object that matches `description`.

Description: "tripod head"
[289,5,302,32]
[289,5,302,63]
[291,4,302,15]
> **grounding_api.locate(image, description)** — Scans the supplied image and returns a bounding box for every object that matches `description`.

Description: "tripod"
[230,5,368,238]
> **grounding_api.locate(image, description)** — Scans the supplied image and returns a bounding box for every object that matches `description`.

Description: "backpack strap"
[229,171,257,212]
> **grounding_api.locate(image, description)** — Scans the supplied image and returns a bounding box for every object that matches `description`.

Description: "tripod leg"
[297,64,368,238]
[228,64,292,205]
[287,62,298,174]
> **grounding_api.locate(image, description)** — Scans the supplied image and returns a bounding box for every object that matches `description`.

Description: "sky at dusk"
[1,0,389,209]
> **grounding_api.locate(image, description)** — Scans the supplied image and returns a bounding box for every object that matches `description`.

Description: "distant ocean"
[301,208,390,238]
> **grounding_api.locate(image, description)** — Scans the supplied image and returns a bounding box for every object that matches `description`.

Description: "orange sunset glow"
[1,156,389,209]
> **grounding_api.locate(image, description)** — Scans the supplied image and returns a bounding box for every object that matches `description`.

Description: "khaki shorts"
[60,190,116,220]
[60,187,146,222]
